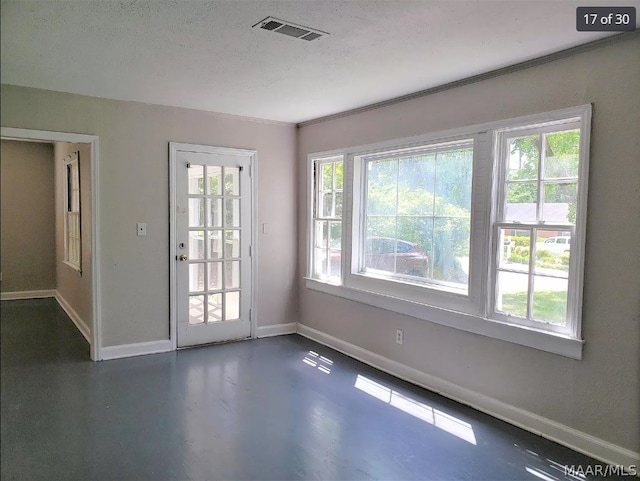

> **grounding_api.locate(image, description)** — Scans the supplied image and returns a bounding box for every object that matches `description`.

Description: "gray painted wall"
[0,140,56,292]
[0,88,298,346]
[297,37,640,452]
[54,142,93,330]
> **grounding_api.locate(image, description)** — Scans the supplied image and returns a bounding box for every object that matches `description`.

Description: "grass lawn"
[501,290,567,324]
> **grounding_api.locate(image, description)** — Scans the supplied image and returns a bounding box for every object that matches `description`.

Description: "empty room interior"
[1,1,639,480]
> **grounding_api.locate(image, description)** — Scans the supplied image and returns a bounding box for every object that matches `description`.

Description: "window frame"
[308,155,344,283]
[489,113,591,339]
[63,151,82,273]
[305,105,591,359]
[346,133,488,315]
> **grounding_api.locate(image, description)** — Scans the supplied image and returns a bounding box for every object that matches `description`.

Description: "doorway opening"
[0,128,101,361]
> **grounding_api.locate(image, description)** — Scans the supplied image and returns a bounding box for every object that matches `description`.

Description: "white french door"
[172,143,254,348]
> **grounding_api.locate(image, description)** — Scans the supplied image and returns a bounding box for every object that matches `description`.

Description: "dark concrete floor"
[1,298,623,481]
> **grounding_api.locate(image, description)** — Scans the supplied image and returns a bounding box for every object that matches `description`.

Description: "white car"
[537,236,571,254]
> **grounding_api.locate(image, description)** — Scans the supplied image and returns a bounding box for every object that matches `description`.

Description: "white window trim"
[305,105,591,360]
[63,152,82,273]
[307,152,346,283]
[309,155,344,282]
[346,133,486,316]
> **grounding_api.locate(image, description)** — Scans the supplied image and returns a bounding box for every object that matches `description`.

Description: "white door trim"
[1,127,102,361]
[169,142,258,350]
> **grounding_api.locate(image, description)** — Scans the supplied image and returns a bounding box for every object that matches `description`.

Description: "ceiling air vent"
[252,16,329,41]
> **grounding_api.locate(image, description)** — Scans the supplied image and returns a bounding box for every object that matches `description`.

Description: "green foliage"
[511,236,531,247]
[366,149,472,282]
[501,290,567,324]
[508,130,580,224]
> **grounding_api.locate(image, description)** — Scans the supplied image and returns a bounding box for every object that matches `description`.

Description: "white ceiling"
[1,0,637,123]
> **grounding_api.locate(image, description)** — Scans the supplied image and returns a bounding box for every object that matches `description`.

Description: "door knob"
[179,254,188,261]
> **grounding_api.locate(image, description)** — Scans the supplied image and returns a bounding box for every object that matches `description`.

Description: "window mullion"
[526,228,537,320]
[394,158,400,274]
[537,134,544,222]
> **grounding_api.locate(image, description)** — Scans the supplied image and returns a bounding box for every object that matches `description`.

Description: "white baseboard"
[1,289,56,301]
[297,323,640,471]
[54,292,91,344]
[101,339,173,361]
[256,322,297,338]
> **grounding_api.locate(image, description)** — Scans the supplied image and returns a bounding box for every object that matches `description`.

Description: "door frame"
[169,142,258,350]
[1,127,102,361]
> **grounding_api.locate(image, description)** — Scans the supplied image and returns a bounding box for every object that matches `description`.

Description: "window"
[310,156,343,281]
[492,119,584,335]
[64,152,81,272]
[361,140,473,293]
[307,105,591,358]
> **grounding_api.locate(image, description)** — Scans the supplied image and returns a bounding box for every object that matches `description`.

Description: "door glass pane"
[543,130,579,179]
[208,230,223,259]
[189,263,205,292]
[208,199,222,227]
[495,271,528,318]
[189,231,205,260]
[208,262,222,290]
[188,198,205,227]
[543,182,577,224]
[499,228,530,271]
[225,292,240,321]
[532,276,568,325]
[207,165,222,195]
[505,183,538,222]
[225,199,240,227]
[225,230,240,258]
[226,261,240,289]
[188,165,204,194]
[207,294,223,322]
[224,167,240,196]
[507,135,539,181]
[189,295,205,324]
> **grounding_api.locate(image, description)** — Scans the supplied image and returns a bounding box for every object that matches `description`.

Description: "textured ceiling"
[1,0,637,123]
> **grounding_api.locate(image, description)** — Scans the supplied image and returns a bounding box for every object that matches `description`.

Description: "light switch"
[262,223,269,234]
[137,223,147,236]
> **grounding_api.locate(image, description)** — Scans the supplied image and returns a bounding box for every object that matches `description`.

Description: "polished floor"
[1,298,621,481]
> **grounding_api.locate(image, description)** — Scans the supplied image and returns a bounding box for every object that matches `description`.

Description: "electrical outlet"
[396,329,404,345]
[137,223,147,236]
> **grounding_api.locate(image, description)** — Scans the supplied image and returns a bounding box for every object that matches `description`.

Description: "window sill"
[63,261,82,275]
[305,278,584,360]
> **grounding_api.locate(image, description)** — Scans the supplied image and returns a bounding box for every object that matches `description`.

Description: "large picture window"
[307,105,591,358]
[362,141,473,293]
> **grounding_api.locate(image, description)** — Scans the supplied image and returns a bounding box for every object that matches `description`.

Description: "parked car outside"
[364,237,430,277]
[537,236,571,255]
[327,237,431,278]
